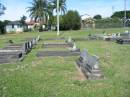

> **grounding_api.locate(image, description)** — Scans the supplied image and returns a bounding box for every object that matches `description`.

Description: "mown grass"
[0,28,130,97]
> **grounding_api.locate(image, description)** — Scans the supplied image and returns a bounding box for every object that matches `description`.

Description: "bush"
[95,18,124,28]
[60,10,81,30]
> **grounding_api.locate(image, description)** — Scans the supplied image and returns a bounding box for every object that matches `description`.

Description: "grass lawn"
[0,28,130,97]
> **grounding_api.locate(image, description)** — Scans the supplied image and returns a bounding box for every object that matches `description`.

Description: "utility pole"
[124,0,127,28]
[112,6,115,15]
[57,0,60,36]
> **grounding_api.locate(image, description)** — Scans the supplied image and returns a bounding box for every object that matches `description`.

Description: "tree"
[50,0,67,15]
[20,15,27,24]
[0,3,6,16]
[60,10,81,30]
[93,15,102,20]
[27,0,48,25]
[111,11,130,19]
[0,20,10,34]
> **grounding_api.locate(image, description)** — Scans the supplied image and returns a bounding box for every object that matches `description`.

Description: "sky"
[0,0,130,21]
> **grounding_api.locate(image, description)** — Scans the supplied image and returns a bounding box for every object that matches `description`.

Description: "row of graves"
[72,30,130,44]
[36,38,104,80]
[37,38,80,57]
[0,36,40,64]
[95,31,130,44]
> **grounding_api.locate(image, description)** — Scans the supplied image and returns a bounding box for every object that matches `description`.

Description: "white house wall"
[6,25,24,33]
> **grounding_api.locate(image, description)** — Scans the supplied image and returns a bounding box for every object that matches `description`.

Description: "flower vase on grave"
[68,37,72,43]
[72,43,77,51]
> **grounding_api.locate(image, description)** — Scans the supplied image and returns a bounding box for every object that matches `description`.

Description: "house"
[6,21,27,33]
[26,20,46,31]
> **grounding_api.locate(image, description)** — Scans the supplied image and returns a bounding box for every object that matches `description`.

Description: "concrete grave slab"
[37,51,80,57]
[43,42,74,48]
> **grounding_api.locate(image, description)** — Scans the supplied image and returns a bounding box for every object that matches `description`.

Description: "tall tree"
[27,0,48,24]
[50,0,67,15]
[0,3,6,16]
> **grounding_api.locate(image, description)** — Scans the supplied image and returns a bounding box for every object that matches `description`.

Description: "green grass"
[0,28,130,97]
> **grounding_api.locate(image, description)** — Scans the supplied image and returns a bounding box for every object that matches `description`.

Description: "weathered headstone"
[76,50,104,80]
[116,31,130,44]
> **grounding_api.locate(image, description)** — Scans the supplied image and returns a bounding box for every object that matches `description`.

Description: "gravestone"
[76,50,104,80]
[116,31,130,44]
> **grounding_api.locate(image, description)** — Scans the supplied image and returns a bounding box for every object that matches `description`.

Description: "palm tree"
[50,0,67,15]
[27,0,48,25]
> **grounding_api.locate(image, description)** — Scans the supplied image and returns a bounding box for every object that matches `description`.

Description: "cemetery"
[0,0,130,96]
[0,29,130,97]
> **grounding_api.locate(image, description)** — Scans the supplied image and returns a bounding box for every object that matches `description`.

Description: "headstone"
[116,31,130,44]
[76,50,104,80]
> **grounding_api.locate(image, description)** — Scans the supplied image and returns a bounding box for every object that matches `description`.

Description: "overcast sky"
[0,0,130,21]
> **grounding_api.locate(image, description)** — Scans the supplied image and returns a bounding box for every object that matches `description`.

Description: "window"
[12,24,14,28]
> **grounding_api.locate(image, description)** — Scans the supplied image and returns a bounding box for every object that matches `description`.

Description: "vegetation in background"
[93,15,102,20]
[27,0,67,31]
[95,18,124,28]
[111,10,130,19]
[0,3,6,34]
[60,10,81,30]
[0,3,6,16]
[20,15,27,25]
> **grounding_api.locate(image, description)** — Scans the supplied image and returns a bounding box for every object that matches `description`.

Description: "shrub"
[60,10,81,30]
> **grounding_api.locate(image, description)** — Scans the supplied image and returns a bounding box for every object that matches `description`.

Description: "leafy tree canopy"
[111,10,130,19]
[60,10,81,30]
[0,3,6,16]
[93,15,102,20]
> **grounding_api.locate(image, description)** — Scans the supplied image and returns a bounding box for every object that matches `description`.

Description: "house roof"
[7,21,22,25]
[26,20,40,25]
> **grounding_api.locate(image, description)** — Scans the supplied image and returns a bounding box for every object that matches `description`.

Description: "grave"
[7,42,29,54]
[76,50,104,80]
[0,50,24,64]
[0,36,40,64]
[43,42,74,48]
[36,50,80,57]
[116,31,130,44]
[43,37,65,41]
[72,37,88,41]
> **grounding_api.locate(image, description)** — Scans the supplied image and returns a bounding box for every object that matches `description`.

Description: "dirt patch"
[74,64,87,81]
